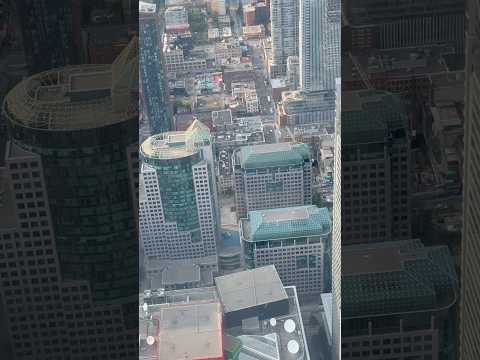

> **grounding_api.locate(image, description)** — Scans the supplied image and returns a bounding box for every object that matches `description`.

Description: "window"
[296,255,308,269]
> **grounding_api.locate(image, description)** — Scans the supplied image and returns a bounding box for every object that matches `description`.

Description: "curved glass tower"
[2,39,139,325]
[139,120,219,268]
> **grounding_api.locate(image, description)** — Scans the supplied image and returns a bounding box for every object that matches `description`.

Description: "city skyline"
[0,0,475,359]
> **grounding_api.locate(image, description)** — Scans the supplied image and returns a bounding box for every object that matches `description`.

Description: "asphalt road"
[229,8,274,116]
[249,40,275,115]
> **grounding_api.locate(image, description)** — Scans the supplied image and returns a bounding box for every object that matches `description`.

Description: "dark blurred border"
[0,1,139,358]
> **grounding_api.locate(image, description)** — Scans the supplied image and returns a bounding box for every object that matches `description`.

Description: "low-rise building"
[244,88,260,113]
[271,77,289,103]
[165,0,192,6]
[208,0,227,15]
[153,300,224,360]
[242,25,266,39]
[213,114,265,150]
[164,6,190,33]
[214,38,242,65]
[163,34,208,76]
[243,4,257,26]
[240,206,332,294]
[277,90,336,129]
[208,26,233,40]
[223,63,256,92]
[140,266,314,359]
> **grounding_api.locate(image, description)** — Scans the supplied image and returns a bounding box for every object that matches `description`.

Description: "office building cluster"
[138,0,338,356]
[0,0,473,359]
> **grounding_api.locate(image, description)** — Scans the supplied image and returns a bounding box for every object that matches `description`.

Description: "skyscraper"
[459,0,480,357]
[240,205,331,294]
[0,39,139,358]
[341,90,412,245]
[345,0,465,52]
[233,142,313,219]
[139,1,171,134]
[270,0,299,77]
[16,0,76,74]
[139,120,219,270]
[299,0,340,92]
[342,240,458,360]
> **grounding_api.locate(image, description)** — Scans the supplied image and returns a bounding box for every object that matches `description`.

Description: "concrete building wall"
[254,242,324,294]
[234,163,312,218]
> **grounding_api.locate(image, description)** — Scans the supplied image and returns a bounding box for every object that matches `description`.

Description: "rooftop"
[342,239,458,319]
[3,38,138,130]
[281,90,336,115]
[140,119,211,160]
[154,301,223,360]
[140,267,313,360]
[242,25,265,35]
[242,206,331,241]
[237,142,310,169]
[215,265,288,313]
[431,104,463,130]
[270,78,288,89]
[213,116,265,147]
[139,1,156,13]
[161,263,201,285]
[342,90,409,145]
[212,109,233,126]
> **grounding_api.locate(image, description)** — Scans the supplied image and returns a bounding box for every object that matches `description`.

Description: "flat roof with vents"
[154,301,223,360]
[215,265,288,313]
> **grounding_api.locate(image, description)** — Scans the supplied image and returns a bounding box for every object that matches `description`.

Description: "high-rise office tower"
[342,240,458,360]
[0,39,138,358]
[345,0,465,51]
[299,0,340,92]
[139,120,219,270]
[459,0,480,358]
[270,0,299,77]
[240,205,331,294]
[139,1,171,134]
[341,90,412,245]
[233,142,313,219]
[16,0,76,74]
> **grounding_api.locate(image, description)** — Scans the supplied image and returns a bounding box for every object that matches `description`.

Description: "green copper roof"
[243,206,331,241]
[342,239,458,319]
[238,142,310,169]
[342,90,408,145]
